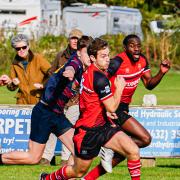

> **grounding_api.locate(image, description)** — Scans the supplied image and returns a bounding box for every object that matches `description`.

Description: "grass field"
[0,157,180,180]
[132,69,180,105]
[0,69,180,179]
[0,69,179,105]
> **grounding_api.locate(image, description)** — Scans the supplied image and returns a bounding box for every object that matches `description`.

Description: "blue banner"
[0,106,180,157]
[129,107,180,157]
[0,107,31,153]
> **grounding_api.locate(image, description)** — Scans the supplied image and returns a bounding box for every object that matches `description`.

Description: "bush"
[0,32,179,74]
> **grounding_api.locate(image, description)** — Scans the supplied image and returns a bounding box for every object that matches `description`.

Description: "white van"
[149,20,174,34]
[0,0,61,39]
[63,4,143,39]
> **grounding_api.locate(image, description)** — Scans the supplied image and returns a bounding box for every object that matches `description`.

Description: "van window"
[0,9,26,15]
[157,21,164,29]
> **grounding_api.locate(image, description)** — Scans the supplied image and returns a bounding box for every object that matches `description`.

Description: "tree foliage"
[61,0,180,14]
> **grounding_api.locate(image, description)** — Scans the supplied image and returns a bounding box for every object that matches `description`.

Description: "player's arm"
[108,56,123,77]
[141,59,171,90]
[94,72,125,112]
[104,75,125,112]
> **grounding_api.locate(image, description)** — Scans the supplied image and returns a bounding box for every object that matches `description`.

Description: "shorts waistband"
[78,123,109,131]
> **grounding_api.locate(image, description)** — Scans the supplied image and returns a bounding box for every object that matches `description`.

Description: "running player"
[40,38,141,180]
[83,34,171,179]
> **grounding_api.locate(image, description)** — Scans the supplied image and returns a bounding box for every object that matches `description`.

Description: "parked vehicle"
[62,4,143,39]
[149,20,176,34]
[0,0,61,38]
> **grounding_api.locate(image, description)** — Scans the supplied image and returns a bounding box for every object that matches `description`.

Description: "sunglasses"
[15,46,27,51]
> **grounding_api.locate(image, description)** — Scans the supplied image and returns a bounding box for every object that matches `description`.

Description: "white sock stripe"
[131,174,141,177]
[62,166,66,179]
[50,174,52,180]
[129,169,141,177]
[128,162,141,165]
[128,165,141,170]
[55,172,58,179]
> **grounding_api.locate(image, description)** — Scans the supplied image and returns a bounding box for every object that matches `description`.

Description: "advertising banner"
[129,107,180,157]
[0,105,180,157]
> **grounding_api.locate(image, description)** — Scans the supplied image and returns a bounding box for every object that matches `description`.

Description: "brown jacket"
[49,45,78,107]
[7,51,51,104]
[49,45,75,74]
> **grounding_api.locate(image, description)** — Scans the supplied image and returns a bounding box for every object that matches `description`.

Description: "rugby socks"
[45,166,68,180]
[127,159,141,180]
[83,155,125,179]
[83,164,106,180]
[0,154,3,164]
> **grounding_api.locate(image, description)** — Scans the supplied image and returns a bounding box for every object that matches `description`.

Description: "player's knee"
[28,155,41,164]
[74,168,87,178]
[75,171,86,178]
[142,134,152,147]
[30,158,41,164]
[128,145,140,160]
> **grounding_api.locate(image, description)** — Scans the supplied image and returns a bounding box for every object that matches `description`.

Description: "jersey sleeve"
[141,54,150,73]
[107,56,123,77]
[93,71,112,101]
[66,58,81,74]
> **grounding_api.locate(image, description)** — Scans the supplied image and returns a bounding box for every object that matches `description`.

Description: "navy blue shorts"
[30,102,73,144]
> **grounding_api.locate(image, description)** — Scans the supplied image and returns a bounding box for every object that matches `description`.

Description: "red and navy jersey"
[108,52,150,104]
[75,64,113,128]
[41,53,83,114]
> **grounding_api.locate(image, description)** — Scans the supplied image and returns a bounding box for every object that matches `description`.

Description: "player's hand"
[0,79,4,86]
[34,83,43,89]
[160,59,171,74]
[106,112,118,119]
[63,66,75,81]
[12,78,20,85]
[0,75,12,85]
[114,75,126,92]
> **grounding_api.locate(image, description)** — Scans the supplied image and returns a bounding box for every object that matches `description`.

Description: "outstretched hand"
[63,66,75,81]
[0,75,12,86]
[34,83,43,89]
[12,78,20,85]
[160,59,171,74]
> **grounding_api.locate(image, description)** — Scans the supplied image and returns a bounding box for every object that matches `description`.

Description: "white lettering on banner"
[0,148,28,153]
[148,129,168,141]
[129,110,139,118]
[0,109,20,117]
[149,141,180,149]
[25,119,31,134]
[140,110,173,119]
[157,121,180,127]
[148,129,180,141]
[21,110,32,116]
[170,130,180,139]
[174,110,180,117]
[0,118,31,134]
[1,118,14,134]
[2,137,15,145]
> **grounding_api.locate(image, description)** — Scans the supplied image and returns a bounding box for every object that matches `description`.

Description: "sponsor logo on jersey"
[101,85,110,94]
[126,78,140,87]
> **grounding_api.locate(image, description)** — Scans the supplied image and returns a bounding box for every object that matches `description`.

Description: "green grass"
[0,157,180,179]
[130,69,180,105]
[0,69,179,105]
[0,86,16,104]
